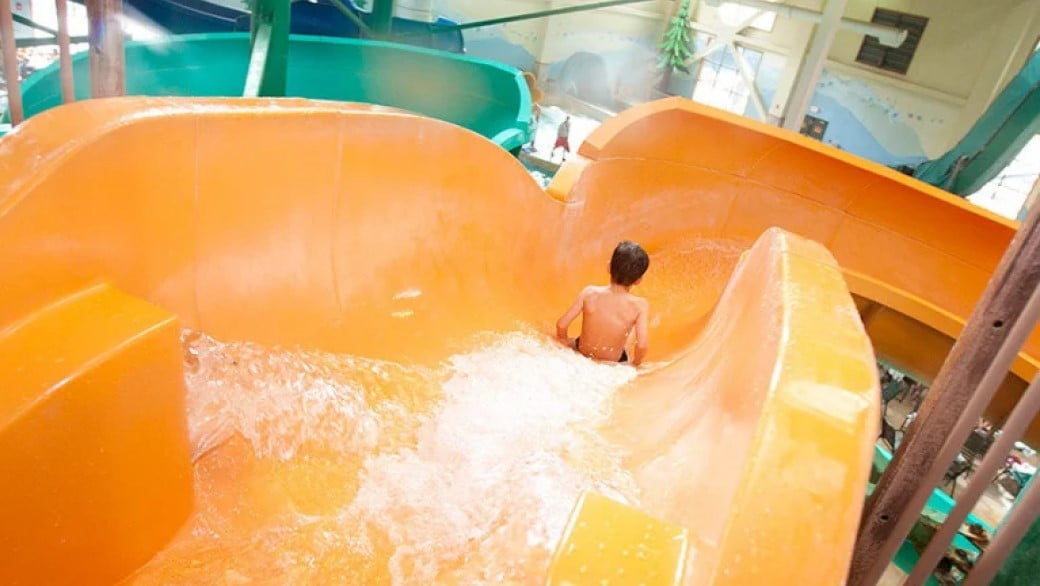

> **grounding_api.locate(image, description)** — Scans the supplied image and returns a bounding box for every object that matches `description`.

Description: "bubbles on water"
[181,330,435,462]
[348,333,639,584]
[143,330,640,584]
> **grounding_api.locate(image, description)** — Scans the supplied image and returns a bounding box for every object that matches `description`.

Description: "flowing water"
[131,331,640,585]
[129,238,749,584]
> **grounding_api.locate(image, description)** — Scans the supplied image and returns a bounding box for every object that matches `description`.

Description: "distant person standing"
[524,103,541,152]
[552,116,571,161]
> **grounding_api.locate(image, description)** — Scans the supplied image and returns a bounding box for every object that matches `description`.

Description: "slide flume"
[551,98,1039,442]
[0,97,880,584]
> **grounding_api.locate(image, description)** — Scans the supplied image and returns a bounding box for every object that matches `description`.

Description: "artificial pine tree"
[658,0,693,75]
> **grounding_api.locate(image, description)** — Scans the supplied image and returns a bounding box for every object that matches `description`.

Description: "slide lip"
[572,96,1015,229]
[0,97,491,210]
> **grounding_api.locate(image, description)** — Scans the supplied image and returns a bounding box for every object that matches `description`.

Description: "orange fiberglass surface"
[2,96,888,585]
[553,98,1038,439]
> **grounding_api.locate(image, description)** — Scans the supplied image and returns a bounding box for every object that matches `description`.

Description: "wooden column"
[86,0,125,98]
[0,0,23,124]
[56,0,75,103]
[848,198,1040,585]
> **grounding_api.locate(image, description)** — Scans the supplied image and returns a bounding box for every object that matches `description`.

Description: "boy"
[556,241,650,365]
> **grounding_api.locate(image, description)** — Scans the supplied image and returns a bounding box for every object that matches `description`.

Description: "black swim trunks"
[574,337,628,363]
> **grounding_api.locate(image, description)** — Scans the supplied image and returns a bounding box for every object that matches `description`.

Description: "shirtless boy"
[556,241,650,365]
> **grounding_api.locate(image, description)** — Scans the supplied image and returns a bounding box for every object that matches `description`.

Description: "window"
[692,43,763,116]
[855,9,928,75]
[968,134,1040,220]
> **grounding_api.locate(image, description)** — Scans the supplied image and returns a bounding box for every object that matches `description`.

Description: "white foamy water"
[347,333,640,584]
[140,330,640,584]
[182,329,434,463]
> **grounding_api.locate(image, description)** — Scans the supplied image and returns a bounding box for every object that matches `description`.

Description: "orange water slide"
[554,97,1036,439]
[0,97,880,584]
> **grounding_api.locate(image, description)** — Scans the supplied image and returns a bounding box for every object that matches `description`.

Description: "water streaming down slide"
[0,97,883,584]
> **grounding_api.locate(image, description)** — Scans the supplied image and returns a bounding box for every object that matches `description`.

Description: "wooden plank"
[56,0,75,103]
[848,199,1040,585]
[86,0,125,98]
[0,0,24,124]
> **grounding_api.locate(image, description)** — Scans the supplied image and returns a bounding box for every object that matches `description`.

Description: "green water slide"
[8,33,532,150]
[914,49,1040,196]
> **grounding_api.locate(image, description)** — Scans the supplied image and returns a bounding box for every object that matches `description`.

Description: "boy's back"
[575,285,647,362]
[557,241,650,365]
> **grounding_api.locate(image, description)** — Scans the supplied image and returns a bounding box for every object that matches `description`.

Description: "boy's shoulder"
[629,293,650,309]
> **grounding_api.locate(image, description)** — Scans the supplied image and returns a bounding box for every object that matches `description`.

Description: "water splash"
[181,330,435,462]
[349,333,639,584]
[132,330,639,584]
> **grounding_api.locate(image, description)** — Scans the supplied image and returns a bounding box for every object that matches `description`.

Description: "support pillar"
[0,0,23,124]
[56,0,75,103]
[371,0,394,37]
[780,0,847,132]
[244,0,289,97]
[86,0,125,98]
[766,24,811,125]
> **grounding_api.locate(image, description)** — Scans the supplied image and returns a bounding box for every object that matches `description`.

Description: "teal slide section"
[915,49,1040,196]
[9,33,531,150]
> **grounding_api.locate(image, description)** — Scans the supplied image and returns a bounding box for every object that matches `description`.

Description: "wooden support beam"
[86,0,125,98]
[56,0,75,103]
[848,197,1040,584]
[0,0,24,124]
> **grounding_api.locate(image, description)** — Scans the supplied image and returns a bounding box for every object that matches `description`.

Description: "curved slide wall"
[0,98,878,584]
[552,97,1037,440]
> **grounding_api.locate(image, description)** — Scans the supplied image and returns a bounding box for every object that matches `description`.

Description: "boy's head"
[609,241,649,286]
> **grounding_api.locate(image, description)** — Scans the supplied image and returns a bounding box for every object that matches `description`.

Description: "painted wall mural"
[808,70,958,167]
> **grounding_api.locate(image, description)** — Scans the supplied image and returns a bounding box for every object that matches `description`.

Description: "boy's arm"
[632,299,650,366]
[556,287,589,343]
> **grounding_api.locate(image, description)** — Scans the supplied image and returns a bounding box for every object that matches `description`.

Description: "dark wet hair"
[610,241,649,286]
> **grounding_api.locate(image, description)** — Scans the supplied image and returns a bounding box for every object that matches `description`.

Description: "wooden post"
[86,0,125,98]
[56,0,75,103]
[848,200,1040,585]
[0,0,23,124]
